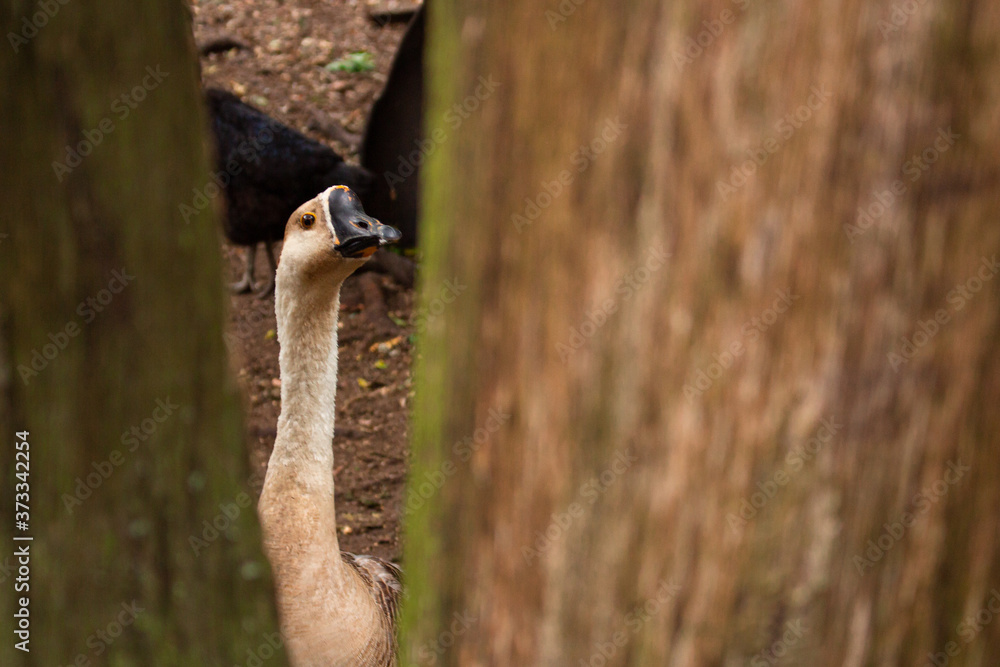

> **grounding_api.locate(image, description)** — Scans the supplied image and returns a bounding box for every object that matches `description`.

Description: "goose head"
[279,185,401,286]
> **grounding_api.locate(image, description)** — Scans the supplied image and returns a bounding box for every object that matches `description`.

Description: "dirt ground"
[192,0,420,562]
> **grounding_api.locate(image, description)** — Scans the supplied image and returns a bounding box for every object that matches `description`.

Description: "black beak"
[326,186,401,258]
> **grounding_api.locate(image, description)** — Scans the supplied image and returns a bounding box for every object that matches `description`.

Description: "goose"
[258,185,403,666]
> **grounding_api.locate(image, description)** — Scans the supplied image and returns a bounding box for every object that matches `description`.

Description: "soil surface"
[192,0,420,562]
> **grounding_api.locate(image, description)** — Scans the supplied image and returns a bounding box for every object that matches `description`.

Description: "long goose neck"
[269,270,344,555]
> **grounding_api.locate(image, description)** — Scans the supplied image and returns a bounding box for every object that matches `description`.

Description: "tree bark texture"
[403,1,1000,665]
[0,2,288,664]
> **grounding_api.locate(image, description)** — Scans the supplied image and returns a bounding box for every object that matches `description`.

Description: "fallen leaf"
[325,51,375,73]
[369,335,404,354]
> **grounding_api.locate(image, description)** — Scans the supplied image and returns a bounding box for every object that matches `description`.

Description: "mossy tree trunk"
[403,0,1000,664]
[0,2,287,665]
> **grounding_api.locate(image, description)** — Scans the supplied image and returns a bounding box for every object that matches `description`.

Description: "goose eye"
[301,213,316,228]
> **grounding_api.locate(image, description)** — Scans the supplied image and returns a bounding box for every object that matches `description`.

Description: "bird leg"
[230,244,257,294]
[254,241,278,298]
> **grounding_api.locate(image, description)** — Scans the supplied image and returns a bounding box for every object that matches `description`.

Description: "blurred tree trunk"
[404,0,1000,665]
[0,2,287,665]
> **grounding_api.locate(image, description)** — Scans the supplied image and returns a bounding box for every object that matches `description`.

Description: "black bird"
[205,88,374,295]
[360,3,424,248]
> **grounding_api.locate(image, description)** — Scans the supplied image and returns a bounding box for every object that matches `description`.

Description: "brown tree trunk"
[0,2,287,664]
[402,0,1000,665]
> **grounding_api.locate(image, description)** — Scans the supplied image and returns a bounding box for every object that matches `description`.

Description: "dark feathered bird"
[360,4,424,248]
[205,88,374,294]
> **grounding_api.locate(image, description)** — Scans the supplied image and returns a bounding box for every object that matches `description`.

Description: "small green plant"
[325,51,375,73]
